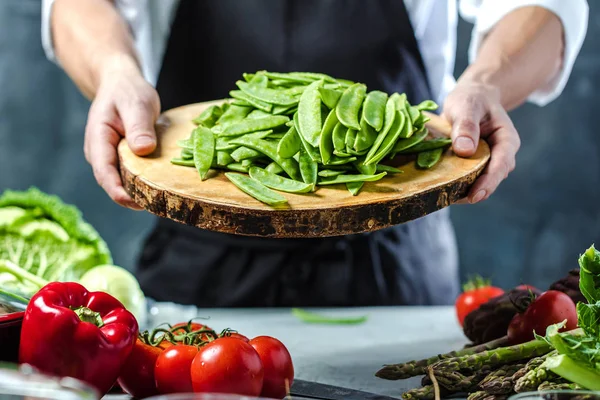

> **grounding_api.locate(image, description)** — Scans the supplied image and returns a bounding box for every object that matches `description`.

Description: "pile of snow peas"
[171,71,452,206]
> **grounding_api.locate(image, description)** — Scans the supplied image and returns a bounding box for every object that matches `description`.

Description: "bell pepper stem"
[73,307,104,328]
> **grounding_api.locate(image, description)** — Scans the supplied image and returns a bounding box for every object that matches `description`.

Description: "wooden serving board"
[118,100,490,238]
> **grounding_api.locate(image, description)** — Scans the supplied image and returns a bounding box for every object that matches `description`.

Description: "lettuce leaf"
[578,245,600,304]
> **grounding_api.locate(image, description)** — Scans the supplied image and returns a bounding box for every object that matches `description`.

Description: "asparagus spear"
[431,339,552,374]
[468,391,511,400]
[538,381,582,391]
[434,366,492,392]
[511,355,547,381]
[478,363,525,394]
[402,385,438,400]
[377,336,510,380]
[514,364,560,393]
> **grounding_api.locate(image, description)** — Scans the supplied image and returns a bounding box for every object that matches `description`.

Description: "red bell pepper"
[19,282,138,396]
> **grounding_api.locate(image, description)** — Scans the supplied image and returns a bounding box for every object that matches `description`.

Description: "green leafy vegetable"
[579,245,600,304]
[291,308,368,325]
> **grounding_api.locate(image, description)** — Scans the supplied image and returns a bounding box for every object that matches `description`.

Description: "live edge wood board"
[118,100,490,238]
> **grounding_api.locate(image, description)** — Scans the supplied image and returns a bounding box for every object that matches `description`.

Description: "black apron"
[136,0,460,307]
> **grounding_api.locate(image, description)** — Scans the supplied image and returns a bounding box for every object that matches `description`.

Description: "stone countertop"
[106,303,467,399]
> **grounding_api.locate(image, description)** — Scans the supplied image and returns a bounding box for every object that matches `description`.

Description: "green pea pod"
[215,137,237,151]
[364,95,397,164]
[176,139,193,149]
[412,113,430,131]
[272,104,297,115]
[246,109,273,120]
[332,122,347,153]
[192,105,223,128]
[363,91,388,131]
[249,167,313,194]
[297,80,325,147]
[346,181,364,196]
[215,104,252,127]
[318,87,343,109]
[333,150,351,157]
[398,137,452,154]
[249,73,269,87]
[277,127,301,159]
[221,116,289,137]
[230,146,262,162]
[225,172,288,206]
[354,116,378,152]
[180,147,194,159]
[408,106,420,125]
[231,99,252,107]
[170,158,195,167]
[318,169,346,177]
[192,126,215,181]
[229,90,273,112]
[354,159,377,176]
[263,71,313,84]
[376,164,403,174]
[226,163,249,173]
[395,93,408,111]
[328,155,357,165]
[416,99,439,111]
[216,151,235,166]
[299,146,318,187]
[336,83,366,130]
[293,112,322,163]
[319,109,339,165]
[318,172,386,186]
[290,72,337,84]
[398,109,413,139]
[230,136,302,181]
[364,110,406,166]
[243,73,255,82]
[417,148,444,169]
[335,78,355,87]
[345,128,357,151]
[236,81,298,106]
[265,162,284,175]
[392,128,428,153]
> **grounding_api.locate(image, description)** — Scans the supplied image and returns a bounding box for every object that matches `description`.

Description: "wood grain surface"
[118,100,490,238]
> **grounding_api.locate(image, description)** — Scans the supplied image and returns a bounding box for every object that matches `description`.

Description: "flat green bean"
[354,160,377,176]
[364,95,397,163]
[192,126,215,180]
[230,90,273,112]
[416,100,438,111]
[177,139,193,149]
[221,115,289,137]
[297,80,324,147]
[231,146,262,162]
[327,155,357,165]
[417,148,443,169]
[318,172,386,186]
[346,181,364,196]
[392,128,428,153]
[290,72,337,84]
[376,164,403,174]
[263,71,313,84]
[265,162,284,175]
[216,151,235,166]
[243,73,255,82]
[225,172,288,206]
[236,81,298,106]
[226,163,249,173]
[192,105,223,128]
[407,106,420,125]
[332,122,347,153]
[363,91,387,131]
[180,147,194,159]
[293,112,322,163]
[215,104,252,127]
[397,137,452,154]
[318,87,342,109]
[249,73,269,87]
[336,83,366,130]
[170,158,195,167]
[318,169,345,177]
[364,110,406,166]
[277,126,301,159]
[230,136,302,181]
[319,109,338,165]
[272,104,297,115]
[333,150,351,157]
[354,116,378,152]
[299,146,318,186]
[249,167,313,193]
[345,128,357,151]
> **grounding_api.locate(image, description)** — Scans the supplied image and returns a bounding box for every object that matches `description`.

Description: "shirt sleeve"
[459,0,589,107]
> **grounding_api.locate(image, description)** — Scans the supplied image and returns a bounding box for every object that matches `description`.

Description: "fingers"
[85,107,142,210]
[118,92,160,156]
[445,97,486,158]
[467,112,520,204]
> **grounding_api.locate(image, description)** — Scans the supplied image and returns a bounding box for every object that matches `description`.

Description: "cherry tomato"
[455,277,504,326]
[117,339,163,398]
[225,332,250,342]
[155,345,198,394]
[191,337,264,396]
[507,290,578,345]
[250,336,294,398]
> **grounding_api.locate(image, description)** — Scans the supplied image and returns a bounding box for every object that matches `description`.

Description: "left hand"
[442,80,521,204]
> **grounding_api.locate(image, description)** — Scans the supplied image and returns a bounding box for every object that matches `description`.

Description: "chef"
[42,0,587,307]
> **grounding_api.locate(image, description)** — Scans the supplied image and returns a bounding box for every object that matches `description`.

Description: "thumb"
[450,115,481,158]
[119,95,160,156]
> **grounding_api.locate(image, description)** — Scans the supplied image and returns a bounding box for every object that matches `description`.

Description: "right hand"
[84,63,161,209]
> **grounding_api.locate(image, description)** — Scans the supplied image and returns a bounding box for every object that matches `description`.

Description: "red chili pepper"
[19,282,139,396]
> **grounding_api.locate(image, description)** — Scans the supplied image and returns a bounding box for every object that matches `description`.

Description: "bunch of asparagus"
[377,337,582,400]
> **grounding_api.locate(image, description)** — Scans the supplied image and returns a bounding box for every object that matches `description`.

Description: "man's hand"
[442,80,521,204]
[83,62,160,209]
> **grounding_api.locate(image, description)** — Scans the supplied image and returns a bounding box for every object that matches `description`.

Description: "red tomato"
[455,278,504,326]
[155,345,198,394]
[507,290,577,345]
[225,332,250,342]
[250,336,294,399]
[191,337,264,396]
[117,339,163,398]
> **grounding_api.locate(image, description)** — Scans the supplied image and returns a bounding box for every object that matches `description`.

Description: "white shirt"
[41,0,588,107]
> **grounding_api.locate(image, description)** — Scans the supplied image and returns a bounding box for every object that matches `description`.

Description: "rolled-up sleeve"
[41,0,58,63]
[459,0,589,106]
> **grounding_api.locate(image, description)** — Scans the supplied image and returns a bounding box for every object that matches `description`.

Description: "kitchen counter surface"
[108,302,468,399]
